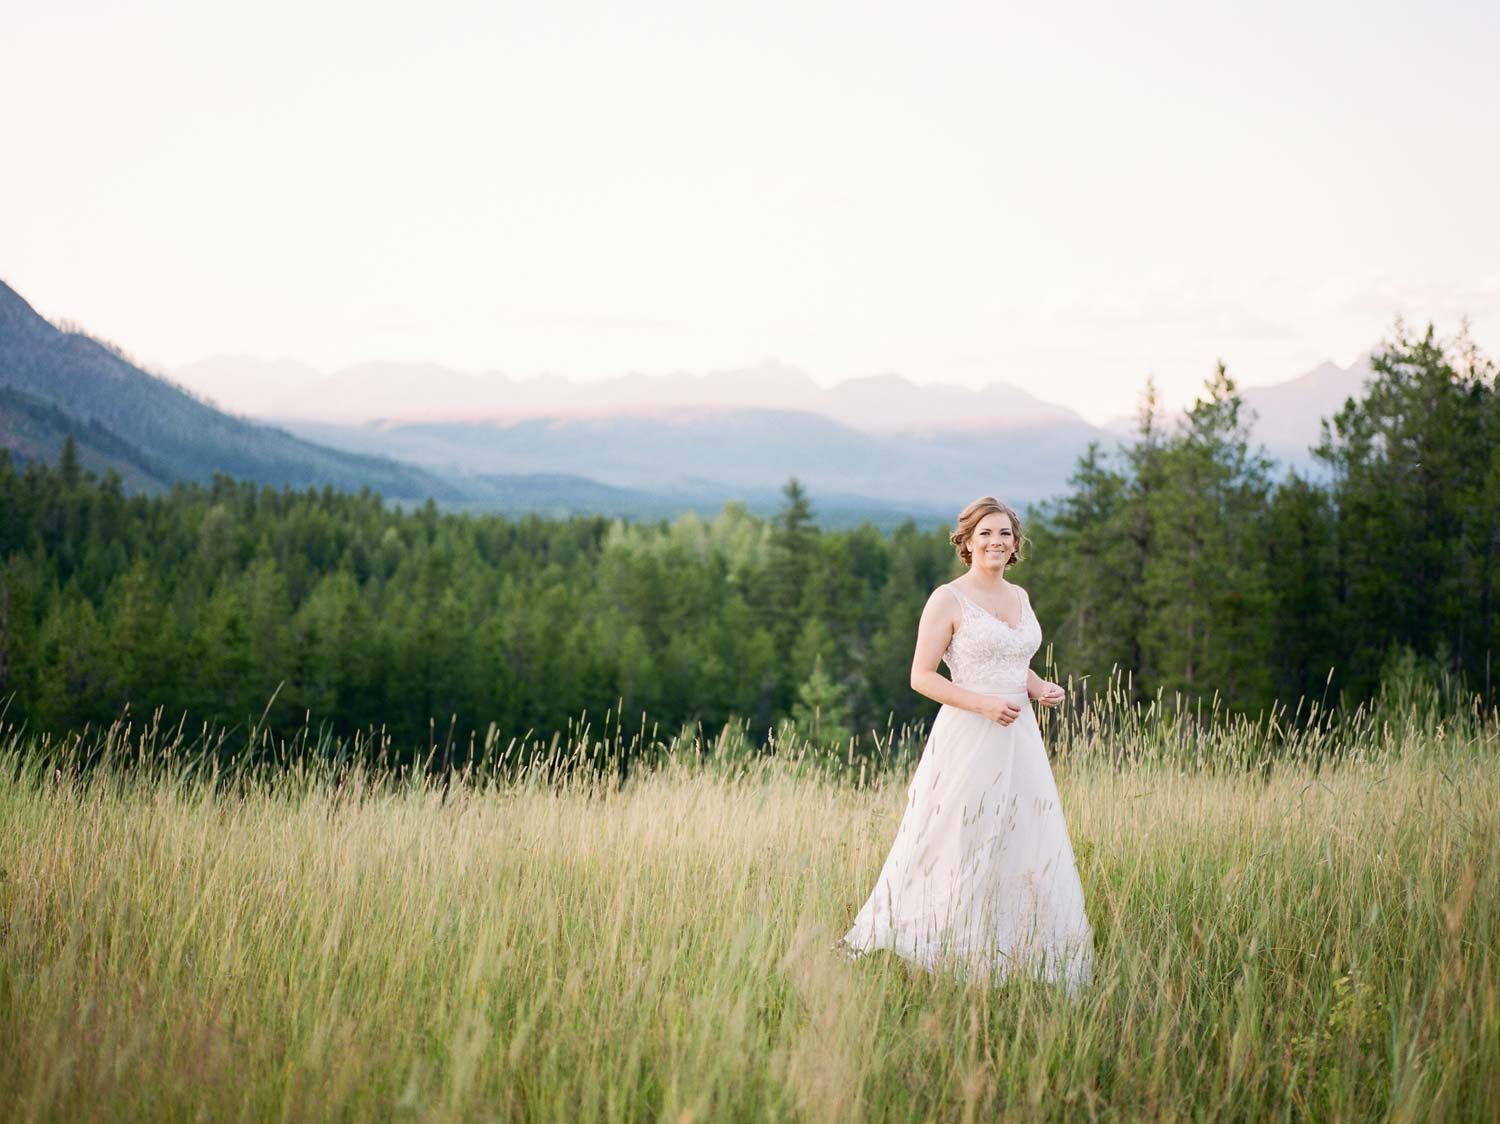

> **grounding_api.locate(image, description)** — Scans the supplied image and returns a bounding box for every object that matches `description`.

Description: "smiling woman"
[838,495,1092,990]
[949,495,1027,575]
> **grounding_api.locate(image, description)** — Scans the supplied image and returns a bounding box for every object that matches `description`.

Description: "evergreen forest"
[2,323,1496,759]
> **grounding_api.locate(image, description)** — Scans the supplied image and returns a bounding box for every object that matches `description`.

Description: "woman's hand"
[976,696,1024,726]
[1034,680,1067,708]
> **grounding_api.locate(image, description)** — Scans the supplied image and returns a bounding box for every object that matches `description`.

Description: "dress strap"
[945,583,972,614]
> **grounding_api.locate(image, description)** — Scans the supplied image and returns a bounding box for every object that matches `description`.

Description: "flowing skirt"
[840,692,1094,993]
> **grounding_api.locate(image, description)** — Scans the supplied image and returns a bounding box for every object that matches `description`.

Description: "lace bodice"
[941,582,1041,697]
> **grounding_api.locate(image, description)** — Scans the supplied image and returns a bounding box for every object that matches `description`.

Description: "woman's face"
[967,511,1016,571]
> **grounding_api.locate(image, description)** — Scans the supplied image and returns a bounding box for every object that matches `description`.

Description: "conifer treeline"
[1026,322,1500,711]
[0,454,952,749]
[0,323,1495,750]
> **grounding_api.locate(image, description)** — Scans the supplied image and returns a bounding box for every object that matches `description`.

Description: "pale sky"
[3,0,1497,423]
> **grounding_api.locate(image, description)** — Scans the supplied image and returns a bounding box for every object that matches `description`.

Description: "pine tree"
[762,476,819,652]
[58,434,82,488]
[1266,473,1339,703]
[1140,363,1274,710]
[791,654,852,748]
[1316,322,1496,696]
[1029,442,1135,693]
[33,595,112,729]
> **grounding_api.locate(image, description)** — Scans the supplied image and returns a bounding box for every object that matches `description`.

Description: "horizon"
[8,270,1392,432]
[163,344,1381,429]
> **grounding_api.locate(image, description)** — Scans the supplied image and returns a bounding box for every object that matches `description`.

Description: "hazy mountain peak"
[1241,354,1375,453]
[702,358,818,393]
[1277,359,1347,390]
[170,349,1098,432]
[840,371,912,391]
[817,370,1086,433]
[338,360,479,381]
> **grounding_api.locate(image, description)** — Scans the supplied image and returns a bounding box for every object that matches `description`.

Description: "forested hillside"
[1,324,1494,756]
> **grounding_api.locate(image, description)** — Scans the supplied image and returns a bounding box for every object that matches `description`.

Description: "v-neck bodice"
[941,583,1042,697]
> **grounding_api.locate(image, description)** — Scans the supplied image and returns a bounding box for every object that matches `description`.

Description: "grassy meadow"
[1,695,1497,1122]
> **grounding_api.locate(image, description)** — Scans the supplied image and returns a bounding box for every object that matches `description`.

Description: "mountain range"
[178,354,1104,511]
[174,354,1087,432]
[2,275,1380,523]
[175,352,1376,507]
[0,281,952,524]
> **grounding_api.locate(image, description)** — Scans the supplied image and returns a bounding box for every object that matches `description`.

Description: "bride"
[839,496,1094,992]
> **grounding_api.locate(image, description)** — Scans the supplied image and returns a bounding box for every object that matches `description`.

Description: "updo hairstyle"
[949,496,1026,568]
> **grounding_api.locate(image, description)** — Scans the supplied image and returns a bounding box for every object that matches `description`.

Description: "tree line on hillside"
[0,322,1495,755]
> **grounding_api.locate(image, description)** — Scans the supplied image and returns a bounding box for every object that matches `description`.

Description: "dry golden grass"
[1,708,1496,1122]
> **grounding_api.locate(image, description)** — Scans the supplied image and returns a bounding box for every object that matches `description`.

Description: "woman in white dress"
[839,496,1094,992]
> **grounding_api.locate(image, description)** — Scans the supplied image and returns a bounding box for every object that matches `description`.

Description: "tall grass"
[1,696,1496,1122]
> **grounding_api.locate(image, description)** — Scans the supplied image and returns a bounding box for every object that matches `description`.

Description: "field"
[2,701,1497,1122]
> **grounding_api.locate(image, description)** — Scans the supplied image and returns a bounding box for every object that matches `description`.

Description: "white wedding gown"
[840,582,1094,992]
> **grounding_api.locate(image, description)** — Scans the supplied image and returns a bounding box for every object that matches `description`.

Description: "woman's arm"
[1027,667,1066,707]
[909,588,1024,726]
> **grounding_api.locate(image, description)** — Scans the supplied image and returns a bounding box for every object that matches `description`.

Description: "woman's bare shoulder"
[924,582,963,615]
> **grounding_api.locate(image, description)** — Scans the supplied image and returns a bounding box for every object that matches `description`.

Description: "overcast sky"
[3,0,1496,423]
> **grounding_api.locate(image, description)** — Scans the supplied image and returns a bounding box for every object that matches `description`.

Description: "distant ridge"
[1240,355,1376,465]
[278,406,1103,512]
[173,354,1089,432]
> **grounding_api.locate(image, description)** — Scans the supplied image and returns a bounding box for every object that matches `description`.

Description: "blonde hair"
[949,496,1026,568]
